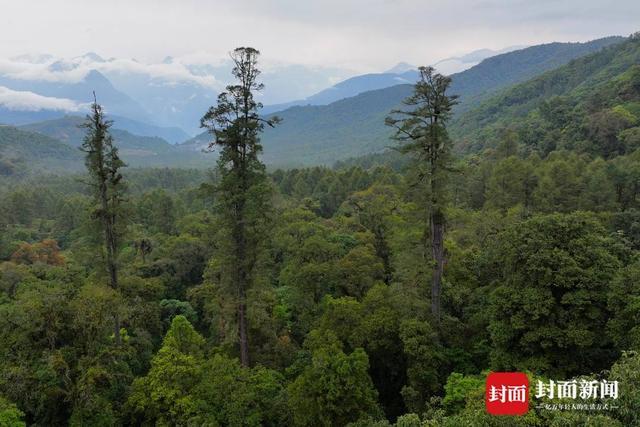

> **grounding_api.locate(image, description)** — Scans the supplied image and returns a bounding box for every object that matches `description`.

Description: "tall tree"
[81,95,126,345]
[386,66,457,321]
[201,47,279,366]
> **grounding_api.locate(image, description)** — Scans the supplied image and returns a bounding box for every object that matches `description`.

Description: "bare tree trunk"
[101,182,122,345]
[373,225,393,285]
[236,249,250,366]
[238,297,249,367]
[430,208,445,322]
[234,190,250,367]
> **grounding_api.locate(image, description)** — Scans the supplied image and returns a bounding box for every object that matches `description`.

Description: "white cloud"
[0,86,85,111]
[95,58,221,89]
[0,55,222,89]
[1,0,638,73]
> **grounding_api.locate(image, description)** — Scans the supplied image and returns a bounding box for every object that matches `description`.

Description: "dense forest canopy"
[1,34,640,426]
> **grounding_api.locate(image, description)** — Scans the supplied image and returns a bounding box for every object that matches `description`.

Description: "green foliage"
[288,330,382,426]
[607,260,640,350]
[487,212,624,376]
[454,35,640,159]
[128,315,286,426]
[159,299,198,329]
[609,351,640,425]
[0,396,25,427]
[200,47,277,366]
[441,372,483,414]
[399,319,443,412]
[3,38,640,426]
[127,315,208,425]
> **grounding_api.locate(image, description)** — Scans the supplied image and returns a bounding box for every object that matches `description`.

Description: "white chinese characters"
[535,380,618,400]
[488,385,527,403]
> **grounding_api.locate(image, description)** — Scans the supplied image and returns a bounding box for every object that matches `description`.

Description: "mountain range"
[0,52,356,136]
[451,34,640,154]
[0,34,632,172]
[0,43,544,139]
[186,36,625,166]
[432,46,526,74]
[0,116,209,176]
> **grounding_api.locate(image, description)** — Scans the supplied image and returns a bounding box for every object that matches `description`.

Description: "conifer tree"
[81,95,126,345]
[201,47,279,366]
[386,67,457,321]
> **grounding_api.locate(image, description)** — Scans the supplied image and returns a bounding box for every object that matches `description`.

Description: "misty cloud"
[0,0,637,72]
[0,86,85,112]
[0,55,222,89]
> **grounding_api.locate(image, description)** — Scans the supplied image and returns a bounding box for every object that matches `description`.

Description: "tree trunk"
[238,297,249,367]
[430,208,445,322]
[234,184,250,367]
[373,226,393,285]
[101,183,122,345]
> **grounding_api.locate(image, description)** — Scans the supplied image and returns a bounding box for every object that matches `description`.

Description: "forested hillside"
[255,36,624,166]
[0,126,83,175]
[452,33,640,155]
[20,116,191,148]
[1,117,210,172]
[3,37,623,170]
[1,36,640,426]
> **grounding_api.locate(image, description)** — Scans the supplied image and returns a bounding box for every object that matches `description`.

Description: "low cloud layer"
[0,86,84,112]
[0,53,357,105]
[0,55,222,89]
[0,0,638,72]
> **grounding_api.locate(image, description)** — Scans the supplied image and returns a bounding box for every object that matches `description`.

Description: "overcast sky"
[1,0,638,72]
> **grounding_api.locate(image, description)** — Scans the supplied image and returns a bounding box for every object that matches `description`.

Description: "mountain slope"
[433,45,526,75]
[18,116,209,169]
[0,125,83,175]
[19,115,189,145]
[262,70,419,114]
[21,116,171,149]
[450,36,625,113]
[262,38,621,116]
[0,70,150,122]
[260,85,413,166]
[255,36,625,166]
[452,34,640,156]
[107,115,190,144]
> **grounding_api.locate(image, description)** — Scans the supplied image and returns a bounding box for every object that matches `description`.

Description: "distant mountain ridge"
[1,35,630,172]
[0,69,149,122]
[261,45,532,114]
[260,37,622,119]
[0,52,357,135]
[450,36,625,113]
[433,45,526,74]
[254,35,625,166]
[451,34,640,153]
[262,69,419,114]
[11,116,209,170]
[0,125,83,175]
[5,112,189,144]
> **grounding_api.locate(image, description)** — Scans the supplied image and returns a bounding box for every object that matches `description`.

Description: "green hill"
[19,116,211,169]
[452,33,640,157]
[251,36,624,166]
[6,36,630,171]
[0,125,83,176]
[21,115,176,152]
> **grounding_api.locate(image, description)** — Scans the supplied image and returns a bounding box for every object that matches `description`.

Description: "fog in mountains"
[0,34,631,170]
[0,45,523,138]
